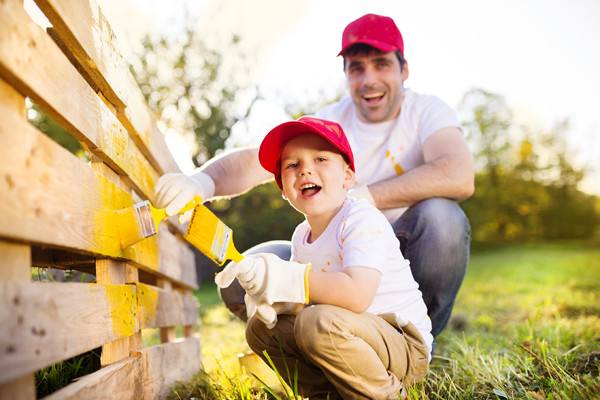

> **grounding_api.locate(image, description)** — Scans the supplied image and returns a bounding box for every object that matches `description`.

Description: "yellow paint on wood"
[136,283,158,328]
[92,173,159,269]
[101,283,137,337]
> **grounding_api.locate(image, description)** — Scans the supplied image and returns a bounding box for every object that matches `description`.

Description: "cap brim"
[338,39,398,56]
[258,120,326,175]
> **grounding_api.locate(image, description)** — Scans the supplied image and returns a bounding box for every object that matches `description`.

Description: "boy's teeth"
[301,183,317,190]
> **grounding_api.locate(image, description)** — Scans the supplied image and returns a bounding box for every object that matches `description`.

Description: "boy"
[216,116,432,399]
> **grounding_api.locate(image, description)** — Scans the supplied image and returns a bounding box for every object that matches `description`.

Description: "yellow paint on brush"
[135,282,158,328]
[184,204,243,266]
[102,283,137,337]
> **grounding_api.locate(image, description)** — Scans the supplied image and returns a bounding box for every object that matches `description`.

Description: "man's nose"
[362,66,378,86]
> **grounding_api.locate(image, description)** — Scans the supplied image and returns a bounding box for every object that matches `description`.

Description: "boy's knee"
[294,305,347,355]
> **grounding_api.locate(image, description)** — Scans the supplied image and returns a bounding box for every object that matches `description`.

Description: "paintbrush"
[184,203,243,266]
[116,197,200,249]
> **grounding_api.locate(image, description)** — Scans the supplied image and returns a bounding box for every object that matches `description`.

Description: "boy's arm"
[308,267,381,313]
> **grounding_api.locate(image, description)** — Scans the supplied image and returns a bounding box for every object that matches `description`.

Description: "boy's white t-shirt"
[290,198,433,355]
[316,89,461,222]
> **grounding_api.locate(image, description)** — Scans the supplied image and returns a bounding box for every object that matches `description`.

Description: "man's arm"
[198,146,273,198]
[368,127,475,209]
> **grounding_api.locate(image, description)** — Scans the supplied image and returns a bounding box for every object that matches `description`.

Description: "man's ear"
[343,166,356,190]
[401,60,409,81]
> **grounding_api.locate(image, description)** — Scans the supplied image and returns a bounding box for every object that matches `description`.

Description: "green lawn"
[171,243,600,399]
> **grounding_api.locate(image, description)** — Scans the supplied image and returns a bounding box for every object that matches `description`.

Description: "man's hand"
[154,172,215,217]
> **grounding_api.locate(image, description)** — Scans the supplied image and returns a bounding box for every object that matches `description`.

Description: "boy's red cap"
[338,13,404,56]
[259,116,355,189]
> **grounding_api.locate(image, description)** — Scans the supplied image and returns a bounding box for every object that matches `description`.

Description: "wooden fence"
[0,0,201,398]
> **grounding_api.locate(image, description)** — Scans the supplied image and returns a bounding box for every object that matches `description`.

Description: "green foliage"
[36,348,101,397]
[460,88,599,243]
[182,243,600,399]
[210,183,303,252]
[131,28,252,164]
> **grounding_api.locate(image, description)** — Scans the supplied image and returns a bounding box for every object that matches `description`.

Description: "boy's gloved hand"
[154,172,215,218]
[215,253,311,306]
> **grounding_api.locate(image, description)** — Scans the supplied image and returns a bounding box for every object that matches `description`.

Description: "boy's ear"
[343,165,356,190]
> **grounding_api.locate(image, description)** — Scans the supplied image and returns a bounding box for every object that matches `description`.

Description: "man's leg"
[219,240,291,321]
[392,198,470,337]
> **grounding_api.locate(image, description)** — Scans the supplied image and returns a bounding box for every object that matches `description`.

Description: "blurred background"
[22,1,598,396]
[27,0,600,261]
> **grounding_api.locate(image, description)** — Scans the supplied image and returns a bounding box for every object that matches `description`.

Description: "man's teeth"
[363,92,384,99]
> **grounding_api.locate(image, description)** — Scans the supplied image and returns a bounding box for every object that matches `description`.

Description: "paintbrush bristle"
[117,200,157,248]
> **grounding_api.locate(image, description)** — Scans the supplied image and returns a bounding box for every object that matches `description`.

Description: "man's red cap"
[259,116,355,190]
[338,13,404,56]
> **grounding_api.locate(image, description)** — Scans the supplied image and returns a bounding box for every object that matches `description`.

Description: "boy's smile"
[280,134,355,238]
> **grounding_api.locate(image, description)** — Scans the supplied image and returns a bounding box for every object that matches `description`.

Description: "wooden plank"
[0,0,163,199]
[44,338,200,400]
[0,374,35,400]
[96,257,132,366]
[0,85,36,399]
[42,356,144,400]
[33,0,181,175]
[136,283,198,330]
[158,225,198,288]
[0,242,31,281]
[0,281,136,384]
[0,87,196,288]
[142,338,201,399]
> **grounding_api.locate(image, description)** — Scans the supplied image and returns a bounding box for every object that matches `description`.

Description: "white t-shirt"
[290,198,433,355]
[316,89,461,222]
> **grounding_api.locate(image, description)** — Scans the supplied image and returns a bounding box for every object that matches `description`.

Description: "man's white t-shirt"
[290,198,433,355]
[316,88,461,222]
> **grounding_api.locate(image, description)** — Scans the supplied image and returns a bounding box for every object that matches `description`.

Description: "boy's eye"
[316,157,327,162]
[284,162,298,169]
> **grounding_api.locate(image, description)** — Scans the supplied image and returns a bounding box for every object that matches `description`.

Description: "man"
[154,13,474,337]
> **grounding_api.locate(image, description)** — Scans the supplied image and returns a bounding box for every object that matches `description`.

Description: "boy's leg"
[220,240,292,321]
[392,198,470,337]
[246,314,341,399]
[294,305,429,400]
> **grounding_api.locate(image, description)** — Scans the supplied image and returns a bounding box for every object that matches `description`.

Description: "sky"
[91,1,599,194]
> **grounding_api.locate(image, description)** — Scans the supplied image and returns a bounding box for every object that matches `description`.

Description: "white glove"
[154,171,215,217]
[347,184,375,206]
[244,294,278,329]
[245,295,304,329]
[215,254,310,306]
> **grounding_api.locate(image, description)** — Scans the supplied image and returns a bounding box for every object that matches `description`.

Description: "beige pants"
[245,304,429,400]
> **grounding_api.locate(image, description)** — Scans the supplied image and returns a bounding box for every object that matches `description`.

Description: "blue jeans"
[219,198,470,337]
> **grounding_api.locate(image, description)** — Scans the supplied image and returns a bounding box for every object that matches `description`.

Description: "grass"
[170,242,600,399]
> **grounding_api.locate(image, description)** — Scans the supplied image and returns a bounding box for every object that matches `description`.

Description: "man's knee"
[401,198,470,247]
[219,240,292,321]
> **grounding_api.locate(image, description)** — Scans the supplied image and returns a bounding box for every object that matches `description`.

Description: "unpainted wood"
[0,0,162,199]
[33,0,180,175]
[0,281,136,384]
[142,338,201,399]
[42,356,144,400]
